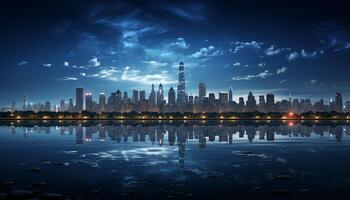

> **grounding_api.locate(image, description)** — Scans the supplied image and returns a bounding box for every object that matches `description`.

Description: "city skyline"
[3,60,348,114]
[1,0,350,106]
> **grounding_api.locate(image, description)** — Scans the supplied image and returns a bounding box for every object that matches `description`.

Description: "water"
[0,120,350,199]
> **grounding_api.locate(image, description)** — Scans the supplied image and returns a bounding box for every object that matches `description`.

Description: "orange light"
[288,112,294,116]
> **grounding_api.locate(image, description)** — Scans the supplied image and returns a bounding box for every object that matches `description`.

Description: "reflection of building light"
[288,122,294,126]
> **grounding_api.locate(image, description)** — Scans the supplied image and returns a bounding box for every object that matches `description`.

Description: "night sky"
[1,0,350,106]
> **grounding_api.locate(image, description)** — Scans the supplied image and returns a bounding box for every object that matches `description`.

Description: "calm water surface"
[0,121,350,199]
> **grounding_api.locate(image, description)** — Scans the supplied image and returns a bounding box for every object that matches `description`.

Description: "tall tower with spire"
[177,55,186,104]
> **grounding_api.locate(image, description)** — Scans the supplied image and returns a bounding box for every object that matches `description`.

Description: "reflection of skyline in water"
[9,124,350,144]
[5,123,350,176]
[1,122,350,199]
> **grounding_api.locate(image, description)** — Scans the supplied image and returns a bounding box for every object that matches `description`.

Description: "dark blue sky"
[1,0,350,106]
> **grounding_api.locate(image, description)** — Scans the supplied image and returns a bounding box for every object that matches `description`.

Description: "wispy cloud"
[301,49,317,58]
[42,63,52,67]
[168,37,190,49]
[287,51,299,61]
[191,45,224,59]
[232,70,272,81]
[143,60,167,67]
[233,62,241,66]
[229,41,263,54]
[265,45,286,56]
[163,3,206,22]
[17,61,28,66]
[82,67,119,81]
[277,66,287,74]
[57,76,78,81]
[88,57,101,67]
[121,66,176,85]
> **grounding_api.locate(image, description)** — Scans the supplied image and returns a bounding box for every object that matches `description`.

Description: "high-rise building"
[229,87,233,102]
[85,92,93,112]
[99,93,106,113]
[199,83,206,100]
[177,59,186,104]
[266,93,275,112]
[157,83,164,104]
[168,87,176,106]
[335,92,343,113]
[246,92,257,112]
[68,98,74,112]
[140,91,146,101]
[219,92,228,104]
[44,101,51,112]
[149,84,156,106]
[123,91,128,100]
[132,90,139,104]
[60,100,66,112]
[76,87,84,112]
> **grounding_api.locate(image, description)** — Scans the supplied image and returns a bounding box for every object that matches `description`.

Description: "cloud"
[233,62,241,66]
[82,67,119,81]
[287,51,299,61]
[232,70,272,81]
[265,45,284,56]
[58,76,78,81]
[191,45,224,59]
[301,49,317,58]
[280,79,286,84]
[229,41,263,54]
[63,62,69,67]
[258,62,266,67]
[169,37,190,49]
[17,61,28,66]
[96,11,168,48]
[309,79,317,85]
[143,60,167,67]
[121,66,176,85]
[89,57,101,67]
[277,66,287,74]
[72,65,89,69]
[163,3,206,22]
[43,63,52,67]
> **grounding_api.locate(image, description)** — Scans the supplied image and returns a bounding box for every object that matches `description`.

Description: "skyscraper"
[177,59,186,104]
[140,91,146,101]
[132,90,139,104]
[60,100,66,112]
[219,92,228,104]
[149,84,156,106]
[246,92,257,112]
[335,92,343,112]
[68,98,74,112]
[99,93,106,113]
[229,87,233,102]
[168,87,176,106]
[85,92,93,112]
[199,82,206,100]
[76,87,84,112]
[157,83,164,104]
[266,93,275,112]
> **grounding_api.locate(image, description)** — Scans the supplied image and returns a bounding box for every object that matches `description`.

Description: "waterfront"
[1,121,350,199]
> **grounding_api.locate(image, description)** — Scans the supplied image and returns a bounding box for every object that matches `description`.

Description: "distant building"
[177,59,186,104]
[99,93,106,113]
[85,92,93,112]
[168,87,176,106]
[76,87,84,112]
[199,83,206,101]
